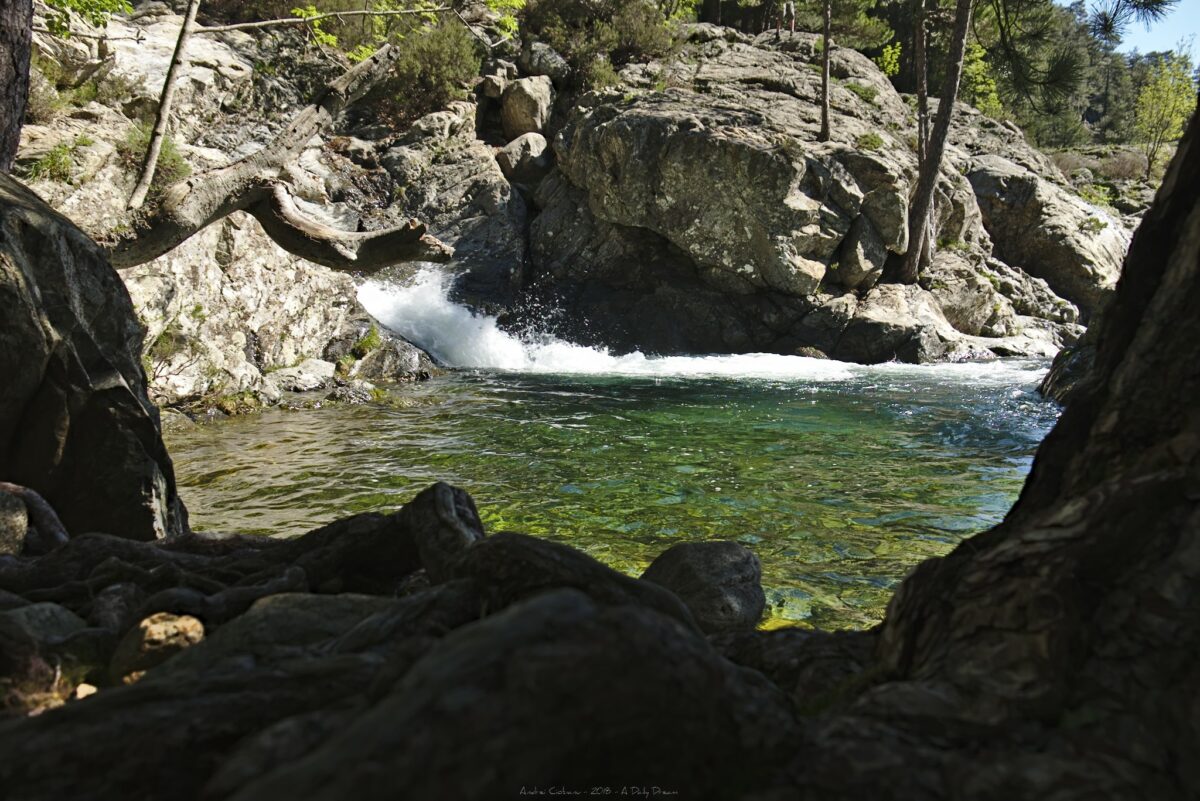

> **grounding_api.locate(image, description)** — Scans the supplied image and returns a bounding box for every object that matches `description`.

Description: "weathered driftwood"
[107,43,453,272]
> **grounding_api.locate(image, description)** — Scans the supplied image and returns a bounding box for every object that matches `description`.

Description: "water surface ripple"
[168,361,1058,630]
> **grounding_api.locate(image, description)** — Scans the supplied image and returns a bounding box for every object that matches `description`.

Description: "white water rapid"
[358,269,1048,386]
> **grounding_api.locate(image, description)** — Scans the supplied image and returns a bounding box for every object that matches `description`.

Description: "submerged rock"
[641,541,766,633]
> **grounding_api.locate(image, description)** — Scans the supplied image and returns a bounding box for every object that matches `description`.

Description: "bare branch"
[106,43,453,271]
[246,183,453,271]
[128,0,202,210]
[195,7,452,34]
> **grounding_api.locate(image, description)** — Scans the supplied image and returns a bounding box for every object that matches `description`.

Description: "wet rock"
[381,103,527,307]
[495,132,551,186]
[0,491,27,555]
[641,541,766,633]
[108,612,204,683]
[323,381,376,405]
[352,338,437,384]
[501,76,553,140]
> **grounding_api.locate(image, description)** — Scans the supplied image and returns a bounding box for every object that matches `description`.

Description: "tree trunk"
[819,0,831,142]
[701,0,722,25]
[108,42,451,271]
[897,0,972,284]
[128,0,202,210]
[0,0,32,173]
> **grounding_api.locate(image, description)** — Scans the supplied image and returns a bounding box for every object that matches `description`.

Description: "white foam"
[358,269,1046,386]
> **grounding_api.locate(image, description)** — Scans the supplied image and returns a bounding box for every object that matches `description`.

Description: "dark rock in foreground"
[642,540,766,633]
[0,174,185,541]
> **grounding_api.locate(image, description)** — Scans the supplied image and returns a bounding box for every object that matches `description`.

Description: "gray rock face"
[968,155,1129,321]
[0,175,185,540]
[495,131,551,186]
[525,32,1124,362]
[381,102,528,307]
[641,541,766,633]
[517,41,571,84]
[501,75,554,140]
[20,10,433,408]
[266,359,337,393]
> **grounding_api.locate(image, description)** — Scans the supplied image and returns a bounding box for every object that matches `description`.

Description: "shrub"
[28,143,75,182]
[117,123,192,193]
[874,42,901,78]
[1077,182,1114,208]
[1097,150,1146,182]
[366,22,481,126]
[351,324,383,358]
[845,82,877,105]
[521,0,674,89]
[856,132,883,151]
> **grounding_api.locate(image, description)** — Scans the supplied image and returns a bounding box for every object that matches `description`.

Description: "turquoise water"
[166,360,1058,630]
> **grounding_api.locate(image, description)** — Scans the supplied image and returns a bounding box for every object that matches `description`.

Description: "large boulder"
[500,75,554,140]
[495,132,551,186]
[19,11,432,408]
[0,175,185,540]
[526,32,1102,363]
[641,541,766,633]
[968,154,1130,320]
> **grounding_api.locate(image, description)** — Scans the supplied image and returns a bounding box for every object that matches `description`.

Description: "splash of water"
[357,269,1049,387]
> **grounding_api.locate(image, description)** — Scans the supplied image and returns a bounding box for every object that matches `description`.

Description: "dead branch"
[195,8,452,34]
[105,42,453,271]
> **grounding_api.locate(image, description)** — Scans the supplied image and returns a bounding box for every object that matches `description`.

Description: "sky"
[1104,1,1200,56]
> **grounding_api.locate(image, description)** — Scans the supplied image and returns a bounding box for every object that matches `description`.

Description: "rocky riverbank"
[3,121,1200,796]
[14,7,1133,413]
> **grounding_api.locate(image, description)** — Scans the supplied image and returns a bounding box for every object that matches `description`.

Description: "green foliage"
[1077,216,1108,234]
[844,81,877,105]
[1077,182,1114,208]
[521,0,674,89]
[795,0,892,51]
[376,22,481,125]
[1133,51,1197,179]
[44,0,132,36]
[29,144,75,182]
[118,123,192,193]
[875,41,901,78]
[351,324,383,359]
[291,5,340,47]
[960,43,1004,119]
[487,0,525,36]
[856,131,883,151]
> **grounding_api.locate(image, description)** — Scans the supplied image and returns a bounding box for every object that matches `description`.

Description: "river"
[165,270,1060,629]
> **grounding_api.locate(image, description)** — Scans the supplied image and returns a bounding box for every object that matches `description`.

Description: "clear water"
[165,271,1060,630]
